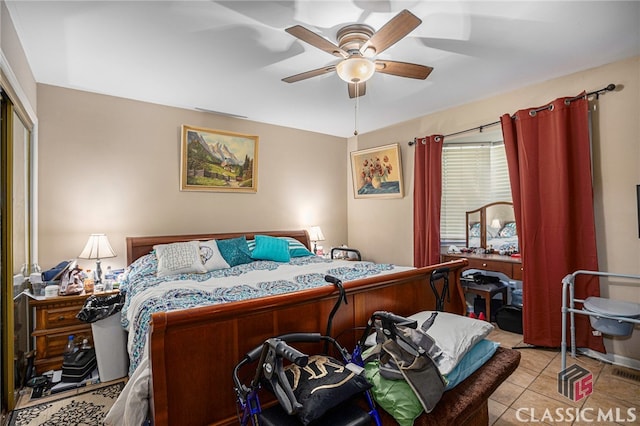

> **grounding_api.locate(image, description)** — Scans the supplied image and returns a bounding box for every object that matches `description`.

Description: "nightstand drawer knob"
[58,315,65,321]
[482,263,488,267]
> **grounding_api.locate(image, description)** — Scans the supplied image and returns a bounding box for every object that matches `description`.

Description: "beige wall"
[37,58,640,361]
[349,56,640,359]
[0,1,37,113]
[36,85,347,270]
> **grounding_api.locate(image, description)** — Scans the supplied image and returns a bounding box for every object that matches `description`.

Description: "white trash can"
[91,313,128,382]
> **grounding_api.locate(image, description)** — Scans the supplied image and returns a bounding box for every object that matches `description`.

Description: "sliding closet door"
[1,90,33,412]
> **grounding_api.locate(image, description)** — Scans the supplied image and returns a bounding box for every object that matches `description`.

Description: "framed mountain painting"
[180,125,258,192]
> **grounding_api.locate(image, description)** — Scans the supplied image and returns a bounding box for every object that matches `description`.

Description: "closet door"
[1,91,33,412]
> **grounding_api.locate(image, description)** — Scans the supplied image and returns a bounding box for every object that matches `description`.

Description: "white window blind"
[440,141,512,241]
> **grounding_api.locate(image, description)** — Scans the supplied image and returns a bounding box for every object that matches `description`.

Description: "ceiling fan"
[282,9,433,98]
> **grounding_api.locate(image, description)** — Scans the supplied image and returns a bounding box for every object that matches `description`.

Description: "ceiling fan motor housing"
[336,24,375,56]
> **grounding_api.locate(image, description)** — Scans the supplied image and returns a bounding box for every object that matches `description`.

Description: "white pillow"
[154,240,207,277]
[199,240,230,271]
[365,311,493,375]
[409,311,494,374]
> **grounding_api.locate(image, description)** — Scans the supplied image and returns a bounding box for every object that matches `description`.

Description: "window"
[440,137,511,243]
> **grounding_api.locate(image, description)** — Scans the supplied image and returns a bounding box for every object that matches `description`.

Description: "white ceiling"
[6,1,640,138]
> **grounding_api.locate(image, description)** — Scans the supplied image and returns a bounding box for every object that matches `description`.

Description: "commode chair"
[561,270,640,370]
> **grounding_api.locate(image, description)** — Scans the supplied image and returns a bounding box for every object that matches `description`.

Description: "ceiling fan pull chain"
[354,85,359,135]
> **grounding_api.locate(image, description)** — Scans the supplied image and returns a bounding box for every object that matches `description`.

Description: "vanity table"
[442,251,522,321]
[440,251,523,280]
[442,201,523,320]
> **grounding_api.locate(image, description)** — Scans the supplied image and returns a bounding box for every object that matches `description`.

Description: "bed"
[107,230,520,426]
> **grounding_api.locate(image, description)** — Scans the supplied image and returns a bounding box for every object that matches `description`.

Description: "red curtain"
[413,136,444,267]
[501,95,604,352]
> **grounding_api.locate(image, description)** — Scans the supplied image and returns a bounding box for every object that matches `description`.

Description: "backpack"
[364,312,446,413]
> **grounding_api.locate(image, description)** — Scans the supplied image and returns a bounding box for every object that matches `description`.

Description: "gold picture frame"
[350,143,403,199]
[180,125,258,192]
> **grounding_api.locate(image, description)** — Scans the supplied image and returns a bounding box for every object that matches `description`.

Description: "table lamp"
[78,233,116,284]
[307,226,325,255]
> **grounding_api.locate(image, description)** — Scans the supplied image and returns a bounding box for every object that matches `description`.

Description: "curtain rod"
[408,83,617,146]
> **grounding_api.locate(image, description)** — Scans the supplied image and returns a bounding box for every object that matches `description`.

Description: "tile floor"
[487,328,640,425]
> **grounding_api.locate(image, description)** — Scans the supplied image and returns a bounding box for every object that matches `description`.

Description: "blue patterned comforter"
[119,253,406,374]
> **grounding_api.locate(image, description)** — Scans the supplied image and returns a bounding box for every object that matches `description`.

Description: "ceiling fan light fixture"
[336,57,375,83]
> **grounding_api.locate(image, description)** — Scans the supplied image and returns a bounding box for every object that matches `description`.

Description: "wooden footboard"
[147,260,469,426]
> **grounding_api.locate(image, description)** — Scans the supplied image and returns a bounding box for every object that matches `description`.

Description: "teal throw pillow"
[247,237,313,258]
[283,237,314,257]
[216,236,253,267]
[251,235,291,262]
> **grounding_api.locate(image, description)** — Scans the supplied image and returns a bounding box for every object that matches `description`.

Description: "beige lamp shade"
[308,226,325,242]
[78,234,117,260]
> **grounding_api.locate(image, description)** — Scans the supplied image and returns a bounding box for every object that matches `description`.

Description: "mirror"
[485,202,516,252]
[466,202,517,253]
[466,208,482,249]
[12,107,31,399]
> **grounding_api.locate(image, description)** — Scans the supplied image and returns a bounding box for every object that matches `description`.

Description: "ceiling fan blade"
[285,25,348,58]
[375,60,433,79]
[360,9,421,56]
[348,82,367,98]
[282,65,336,83]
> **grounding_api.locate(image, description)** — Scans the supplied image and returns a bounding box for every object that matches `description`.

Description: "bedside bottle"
[64,335,76,355]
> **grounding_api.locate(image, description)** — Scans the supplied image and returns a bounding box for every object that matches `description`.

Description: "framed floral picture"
[180,125,258,192]
[350,143,403,199]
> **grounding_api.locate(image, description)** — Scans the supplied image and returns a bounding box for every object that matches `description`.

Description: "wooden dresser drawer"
[512,263,524,280]
[38,303,86,330]
[465,258,513,277]
[441,252,522,281]
[33,324,92,359]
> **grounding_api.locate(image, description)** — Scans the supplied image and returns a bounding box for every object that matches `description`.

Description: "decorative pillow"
[250,235,291,262]
[282,237,314,257]
[365,311,493,375]
[216,236,253,267]
[469,222,481,237]
[284,354,372,425]
[199,240,230,271]
[153,241,207,277]
[247,237,314,258]
[499,221,517,237]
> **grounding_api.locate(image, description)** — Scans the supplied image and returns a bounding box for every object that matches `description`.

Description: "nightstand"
[28,291,118,374]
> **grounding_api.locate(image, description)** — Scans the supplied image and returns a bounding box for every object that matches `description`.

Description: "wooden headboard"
[125,229,311,265]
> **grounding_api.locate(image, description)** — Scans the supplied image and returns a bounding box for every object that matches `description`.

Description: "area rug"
[7,381,125,426]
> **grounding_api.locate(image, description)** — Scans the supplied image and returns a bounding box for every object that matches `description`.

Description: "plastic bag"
[76,292,125,323]
[59,267,85,296]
